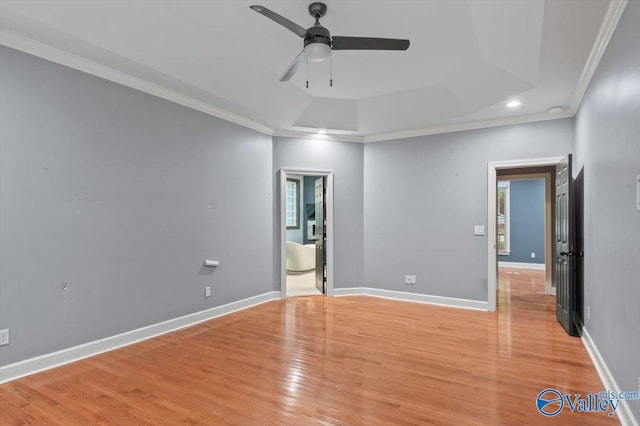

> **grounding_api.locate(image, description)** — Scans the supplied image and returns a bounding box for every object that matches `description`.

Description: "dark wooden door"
[555,154,577,335]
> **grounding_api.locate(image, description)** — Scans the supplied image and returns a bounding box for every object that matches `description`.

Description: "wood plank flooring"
[0,269,616,424]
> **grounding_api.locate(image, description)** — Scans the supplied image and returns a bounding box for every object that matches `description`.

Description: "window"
[286,178,300,229]
[497,181,510,255]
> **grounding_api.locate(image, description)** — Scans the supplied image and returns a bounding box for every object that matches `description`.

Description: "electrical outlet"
[587,306,591,320]
[410,275,417,284]
[531,252,536,259]
[205,286,211,298]
[405,275,411,285]
[0,329,9,346]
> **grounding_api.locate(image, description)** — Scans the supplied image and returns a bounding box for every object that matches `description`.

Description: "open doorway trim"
[487,157,563,312]
[279,168,334,299]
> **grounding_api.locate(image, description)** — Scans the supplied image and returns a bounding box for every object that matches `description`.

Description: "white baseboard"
[333,287,488,311]
[0,291,281,384]
[582,327,638,426]
[498,261,545,270]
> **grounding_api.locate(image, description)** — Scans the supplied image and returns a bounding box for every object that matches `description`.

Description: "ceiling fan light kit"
[250,2,410,85]
[304,43,331,62]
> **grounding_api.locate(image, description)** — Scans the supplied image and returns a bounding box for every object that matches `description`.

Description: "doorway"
[279,169,334,298]
[496,171,554,295]
[487,157,563,312]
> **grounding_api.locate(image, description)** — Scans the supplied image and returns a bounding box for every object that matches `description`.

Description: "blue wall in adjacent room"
[499,179,545,264]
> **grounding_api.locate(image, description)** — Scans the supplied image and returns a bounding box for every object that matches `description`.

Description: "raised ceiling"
[0,0,623,142]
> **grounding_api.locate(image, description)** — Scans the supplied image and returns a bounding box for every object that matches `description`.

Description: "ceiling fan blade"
[280,50,306,81]
[249,5,306,38]
[331,36,410,51]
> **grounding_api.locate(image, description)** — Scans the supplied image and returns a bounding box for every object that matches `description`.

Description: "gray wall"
[273,137,364,290]
[574,0,640,419]
[363,119,574,301]
[498,179,546,264]
[0,46,274,366]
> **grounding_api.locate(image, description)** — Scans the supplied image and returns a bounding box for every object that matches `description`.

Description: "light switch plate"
[474,225,485,236]
[0,329,9,346]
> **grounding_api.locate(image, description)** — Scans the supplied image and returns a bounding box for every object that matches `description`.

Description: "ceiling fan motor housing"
[304,25,331,48]
[305,2,330,49]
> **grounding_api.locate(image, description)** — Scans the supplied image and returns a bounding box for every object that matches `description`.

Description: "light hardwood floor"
[286,271,322,297]
[0,269,615,425]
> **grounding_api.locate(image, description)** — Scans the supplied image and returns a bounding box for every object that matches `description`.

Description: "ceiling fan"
[250,2,410,82]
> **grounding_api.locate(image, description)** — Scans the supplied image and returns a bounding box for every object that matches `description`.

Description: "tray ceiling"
[0,0,619,141]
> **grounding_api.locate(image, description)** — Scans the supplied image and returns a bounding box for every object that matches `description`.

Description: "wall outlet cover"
[474,225,485,236]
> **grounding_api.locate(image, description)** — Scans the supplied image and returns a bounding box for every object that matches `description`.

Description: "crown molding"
[568,0,628,114]
[0,29,275,137]
[1,0,627,145]
[271,0,628,143]
[363,110,574,143]
[273,129,364,143]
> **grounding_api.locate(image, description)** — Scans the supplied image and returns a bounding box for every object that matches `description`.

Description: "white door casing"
[279,168,334,298]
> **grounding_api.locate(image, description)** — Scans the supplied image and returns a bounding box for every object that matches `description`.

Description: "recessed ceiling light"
[317,129,328,134]
[547,106,564,114]
[507,100,521,108]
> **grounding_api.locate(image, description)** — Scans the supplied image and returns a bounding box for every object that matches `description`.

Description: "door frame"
[487,157,564,312]
[279,168,334,298]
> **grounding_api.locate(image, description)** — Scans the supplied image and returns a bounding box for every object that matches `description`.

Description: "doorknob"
[560,251,575,256]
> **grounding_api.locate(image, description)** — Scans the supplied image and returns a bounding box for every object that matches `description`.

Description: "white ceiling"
[0,0,619,141]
